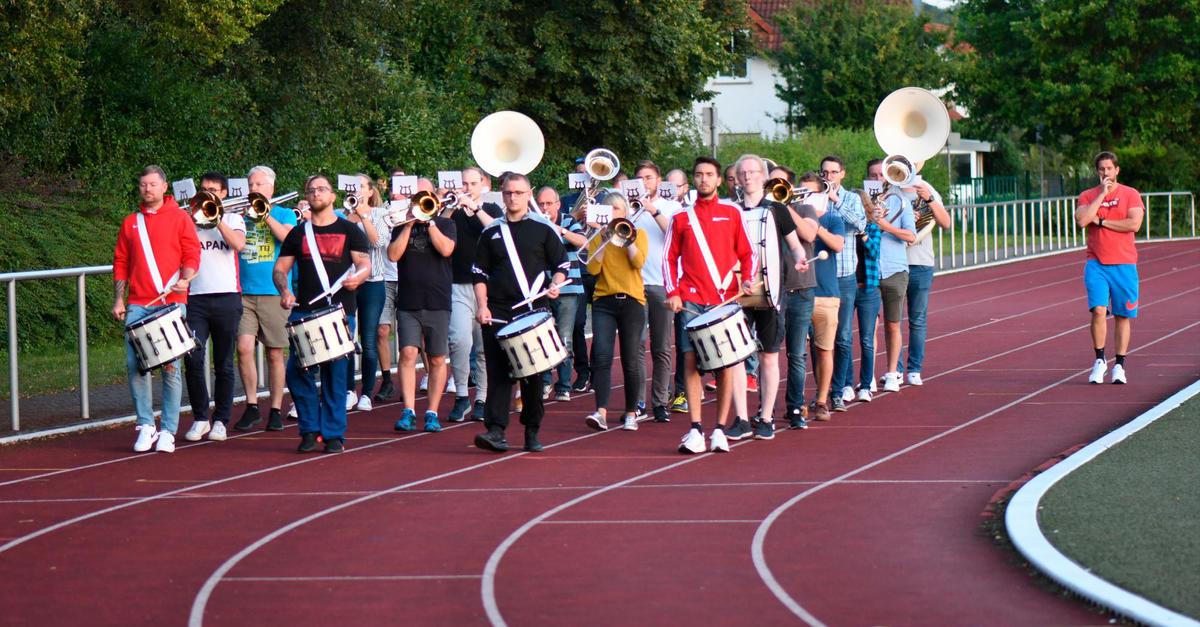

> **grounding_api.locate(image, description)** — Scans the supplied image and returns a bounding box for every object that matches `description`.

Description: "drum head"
[743,208,781,308]
[685,303,740,330]
[498,309,551,338]
[290,304,344,326]
[125,303,181,330]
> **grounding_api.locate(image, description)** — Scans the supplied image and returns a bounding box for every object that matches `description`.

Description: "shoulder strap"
[686,206,732,295]
[303,222,333,295]
[135,212,178,295]
[499,221,532,299]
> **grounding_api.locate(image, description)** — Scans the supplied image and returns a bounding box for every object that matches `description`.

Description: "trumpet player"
[183,172,246,444]
[818,156,868,414]
[865,162,918,394]
[344,174,389,412]
[632,161,682,424]
[234,165,297,432]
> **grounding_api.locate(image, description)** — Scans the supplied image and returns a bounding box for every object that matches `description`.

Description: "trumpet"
[190,191,224,229]
[343,193,360,213]
[577,217,637,264]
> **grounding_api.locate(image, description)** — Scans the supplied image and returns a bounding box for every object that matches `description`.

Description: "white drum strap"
[499,221,533,300]
[135,212,178,295]
[686,206,731,296]
[303,222,333,297]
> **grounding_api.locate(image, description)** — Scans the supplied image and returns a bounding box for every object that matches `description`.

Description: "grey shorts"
[238,294,290,348]
[880,272,909,322]
[379,281,398,326]
[397,309,450,355]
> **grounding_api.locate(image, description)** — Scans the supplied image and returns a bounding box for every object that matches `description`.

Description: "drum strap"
[685,206,732,297]
[135,212,179,296]
[499,221,533,301]
[303,222,334,300]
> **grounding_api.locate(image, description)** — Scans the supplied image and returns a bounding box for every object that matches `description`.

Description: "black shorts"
[743,306,784,353]
[397,309,450,355]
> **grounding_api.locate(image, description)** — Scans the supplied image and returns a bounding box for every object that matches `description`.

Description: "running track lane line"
[477,285,1200,626]
[748,318,1200,627]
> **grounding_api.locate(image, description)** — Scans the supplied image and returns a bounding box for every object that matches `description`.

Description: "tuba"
[470,111,545,177]
[873,86,950,242]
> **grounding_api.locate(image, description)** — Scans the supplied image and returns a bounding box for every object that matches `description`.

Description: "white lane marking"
[223,575,481,582]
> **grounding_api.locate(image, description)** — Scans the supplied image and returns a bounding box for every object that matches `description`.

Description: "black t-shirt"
[392,217,457,311]
[472,215,569,310]
[279,218,371,313]
[450,202,503,283]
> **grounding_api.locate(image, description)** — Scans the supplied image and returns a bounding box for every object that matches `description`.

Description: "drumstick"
[718,280,762,308]
[307,267,369,305]
[146,270,199,306]
[804,250,829,264]
[512,279,573,309]
[485,317,509,325]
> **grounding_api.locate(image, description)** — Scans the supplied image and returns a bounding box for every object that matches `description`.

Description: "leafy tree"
[771,0,947,130]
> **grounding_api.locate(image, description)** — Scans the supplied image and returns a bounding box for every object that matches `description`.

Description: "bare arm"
[428,222,456,257]
[273,255,296,308]
[112,280,128,321]
[787,206,818,242]
[264,214,294,242]
[216,220,247,252]
[815,224,844,253]
[387,224,411,262]
[342,250,371,290]
[1099,206,1144,233]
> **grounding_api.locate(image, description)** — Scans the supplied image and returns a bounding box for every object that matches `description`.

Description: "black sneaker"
[724,417,752,441]
[234,404,261,432]
[471,400,486,421]
[373,377,395,403]
[787,407,809,430]
[635,402,647,418]
[448,396,471,422]
[297,432,319,453]
[571,374,591,393]
[752,419,775,440]
[831,397,847,412]
[323,437,345,454]
[653,406,670,423]
[523,428,544,453]
[266,408,284,431]
[474,428,508,452]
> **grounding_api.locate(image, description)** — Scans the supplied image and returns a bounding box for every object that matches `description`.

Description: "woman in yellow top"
[584,193,649,432]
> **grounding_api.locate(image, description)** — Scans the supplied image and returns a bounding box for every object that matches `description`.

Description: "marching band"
[113,88,960,456]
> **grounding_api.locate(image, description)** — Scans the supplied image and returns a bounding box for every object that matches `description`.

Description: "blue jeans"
[543,293,580,394]
[783,289,814,411]
[287,310,355,441]
[854,285,881,389]
[351,280,385,396]
[125,304,185,434]
[832,275,858,393]
[905,265,934,373]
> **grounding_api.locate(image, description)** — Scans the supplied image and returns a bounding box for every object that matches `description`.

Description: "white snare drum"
[286,304,356,368]
[496,310,567,379]
[125,304,196,374]
[739,207,781,309]
[685,303,755,372]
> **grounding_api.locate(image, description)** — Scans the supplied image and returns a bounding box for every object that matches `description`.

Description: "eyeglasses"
[819,169,842,176]
[305,186,332,195]
[200,187,223,194]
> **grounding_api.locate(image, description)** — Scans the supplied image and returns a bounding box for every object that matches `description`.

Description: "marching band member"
[345,174,389,412]
[535,186,586,402]
[631,160,682,424]
[112,165,201,453]
[820,156,868,413]
[274,174,370,453]
[372,169,412,403]
[388,179,457,432]
[472,172,568,453]
[901,162,951,389]
[665,168,692,208]
[234,165,297,432]
[583,193,648,431]
[730,154,811,440]
[868,161,918,393]
[448,167,501,422]
[664,157,756,454]
[780,170,821,430]
[849,184,883,403]
[183,172,246,443]
[798,171,845,422]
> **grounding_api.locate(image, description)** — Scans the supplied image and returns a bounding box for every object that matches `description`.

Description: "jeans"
[783,289,814,411]
[350,280,385,396]
[832,274,858,393]
[286,310,353,440]
[854,285,881,389]
[125,304,185,434]
[591,295,646,412]
[673,310,687,395]
[543,293,580,394]
[905,265,934,374]
[637,285,675,409]
[449,283,488,402]
[572,272,596,380]
[183,293,242,423]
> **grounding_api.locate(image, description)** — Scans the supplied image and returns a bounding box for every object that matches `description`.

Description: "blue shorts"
[677,302,719,354]
[1084,260,1138,318]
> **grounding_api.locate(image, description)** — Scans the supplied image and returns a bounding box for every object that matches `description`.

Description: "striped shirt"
[831,187,866,278]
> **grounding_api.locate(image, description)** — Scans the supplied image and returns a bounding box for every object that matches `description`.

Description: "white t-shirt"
[633,198,682,287]
[190,213,246,295]
[905,184,944,267]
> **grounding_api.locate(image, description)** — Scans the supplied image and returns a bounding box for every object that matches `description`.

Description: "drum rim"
[124,303,184,330]
[684,302,742,331]
[286,303,346,326]
[496,308,552,338]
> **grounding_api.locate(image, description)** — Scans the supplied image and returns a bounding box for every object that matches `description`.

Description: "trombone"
[577,217,637,264]
[764,177,826,205]
[222,191,300,222]
[190,191,224,229]
[384,191,460,228]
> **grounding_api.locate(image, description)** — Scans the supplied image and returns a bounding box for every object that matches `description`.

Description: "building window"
[716,31,750,80]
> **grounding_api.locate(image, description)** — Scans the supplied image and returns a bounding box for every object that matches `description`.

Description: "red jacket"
[663,196,755,306]
[113,197,202,305]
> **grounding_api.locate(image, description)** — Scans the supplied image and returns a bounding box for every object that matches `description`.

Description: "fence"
[2,190,1196,433]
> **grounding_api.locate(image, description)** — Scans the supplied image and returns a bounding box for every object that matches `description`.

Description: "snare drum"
[738,207,781,309]
[684,303,755,372]
[125,304,197,374]
[286,304,356,368]
[496,310,567,379]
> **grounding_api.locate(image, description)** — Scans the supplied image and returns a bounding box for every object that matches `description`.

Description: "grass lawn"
[1040,393,1200,618]
[0,338,128,400]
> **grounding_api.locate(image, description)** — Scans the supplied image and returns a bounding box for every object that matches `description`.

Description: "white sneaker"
[1088,358,1107,384]
[840,386,855,403]
[419,374,429,392]
[585,412,608,431]
[356,395,373,411]
[857,388,873,403]
[678,428,705,454]
[287,403,298,419]
[883,372,901,393]
[446,376,456,394]
[1111,364,1126,384]
[907,372,923,386]
[133,424,159,452]
[870,379,878,392]
[208,421,227,441]
[184,421,211,442]
[709,428,730,453]
[346,391,358,411]
[155,431,176,453]
[622,415,639,431]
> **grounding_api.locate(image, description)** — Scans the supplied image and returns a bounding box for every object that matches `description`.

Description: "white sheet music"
[657,181,676,200]
[172,178,196,203]
[227,178,249,198]
[620,179,646,200]
[481,191,503,206]
[586,203,613,226]
[337,174,360,194]
[437,170,463,191]
[568,173,589,190]
[863,180,884,196]
[392,175,418,197]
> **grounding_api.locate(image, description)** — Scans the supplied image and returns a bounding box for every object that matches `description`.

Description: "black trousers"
[184,293,243,423]
[482,303,546,432]
[590,295,646,413]
[572,272,596,379]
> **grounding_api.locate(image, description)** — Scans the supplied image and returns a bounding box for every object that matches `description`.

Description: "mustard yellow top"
[587,227,648,304]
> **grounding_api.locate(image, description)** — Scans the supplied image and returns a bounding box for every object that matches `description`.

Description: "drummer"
[663,157,756,454]
[583,192,649,432]
[472,172,569,453]
[274,174,371,454]
[728,154,811,442]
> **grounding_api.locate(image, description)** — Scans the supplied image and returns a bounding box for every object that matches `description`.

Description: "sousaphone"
[873,87,951,243]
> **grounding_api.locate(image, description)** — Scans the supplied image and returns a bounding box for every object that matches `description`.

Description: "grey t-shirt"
[784,203,818,290]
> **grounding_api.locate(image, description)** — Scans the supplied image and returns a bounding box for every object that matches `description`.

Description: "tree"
[771,0,947,131]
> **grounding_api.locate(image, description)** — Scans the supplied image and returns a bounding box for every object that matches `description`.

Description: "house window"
[716,31,750,80]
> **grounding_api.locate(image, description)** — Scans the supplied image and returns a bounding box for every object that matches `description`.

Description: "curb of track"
[1005,377,1200,627]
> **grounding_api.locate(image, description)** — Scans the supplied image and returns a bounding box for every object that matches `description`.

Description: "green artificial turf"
[1040,393,1200,618]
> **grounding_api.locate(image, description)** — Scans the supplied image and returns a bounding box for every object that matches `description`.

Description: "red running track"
[0,241,1198,626]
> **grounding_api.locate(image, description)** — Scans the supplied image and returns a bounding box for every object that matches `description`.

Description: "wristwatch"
[1098,218,1105,227]
[652,209,661,218]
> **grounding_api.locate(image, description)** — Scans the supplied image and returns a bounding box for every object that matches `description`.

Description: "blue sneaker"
[424,411,442,432]
[448,396,471,422]
[471,400,485,421]
[394,408,415,432]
